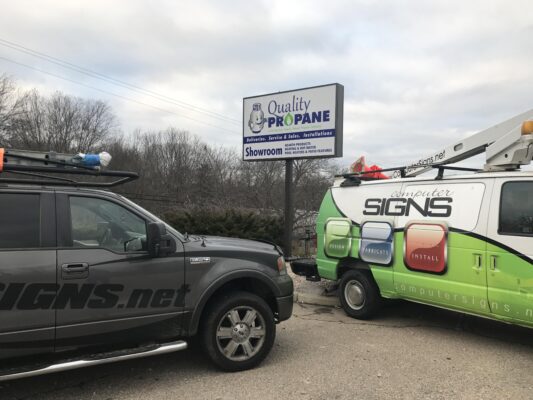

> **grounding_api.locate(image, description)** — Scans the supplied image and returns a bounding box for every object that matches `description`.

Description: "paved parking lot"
[3,301,533,400]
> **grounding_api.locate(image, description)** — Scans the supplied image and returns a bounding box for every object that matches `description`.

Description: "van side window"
[499,182,533,235]
[69,196,147,252]
[0,193,40,248]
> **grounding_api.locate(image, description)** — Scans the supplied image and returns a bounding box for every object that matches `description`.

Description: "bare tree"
[0,75,24,141]
[6,90,116,152]
[0,78,340,224]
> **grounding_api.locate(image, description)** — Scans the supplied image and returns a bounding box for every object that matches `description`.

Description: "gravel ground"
[2,301,533,400]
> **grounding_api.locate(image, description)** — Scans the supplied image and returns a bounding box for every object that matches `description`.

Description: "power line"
[0,55,238,134]
[0,37,241,126]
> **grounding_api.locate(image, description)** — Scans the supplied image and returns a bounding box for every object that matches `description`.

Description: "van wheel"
[339,270,382,319]
[202,291,275,372]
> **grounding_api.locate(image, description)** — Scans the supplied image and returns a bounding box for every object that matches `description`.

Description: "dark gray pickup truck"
[0,149,293,381]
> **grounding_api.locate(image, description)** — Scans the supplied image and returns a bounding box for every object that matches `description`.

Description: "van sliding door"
[393,180,492,316]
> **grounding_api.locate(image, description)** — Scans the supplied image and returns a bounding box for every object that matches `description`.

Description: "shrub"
[163,209,284,246]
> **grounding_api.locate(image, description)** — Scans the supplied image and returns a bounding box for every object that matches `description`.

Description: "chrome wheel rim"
[216,306,266,362]
[344,280,365,310]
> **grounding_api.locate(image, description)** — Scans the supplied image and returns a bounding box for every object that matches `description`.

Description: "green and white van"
[295,170,533,328]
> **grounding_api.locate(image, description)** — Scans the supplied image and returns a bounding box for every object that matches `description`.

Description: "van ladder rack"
[433,165,480,180]
[337,164,483,183]
[0,149,138,187]
[336,166,407,179]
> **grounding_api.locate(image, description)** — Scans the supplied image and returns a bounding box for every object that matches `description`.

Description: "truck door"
[55,193,186,350]
[393,180,492,315]
[486,178,533,323]
[0,191,56,359]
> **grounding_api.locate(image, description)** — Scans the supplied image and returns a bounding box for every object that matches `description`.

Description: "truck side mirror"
[147,222,176,257]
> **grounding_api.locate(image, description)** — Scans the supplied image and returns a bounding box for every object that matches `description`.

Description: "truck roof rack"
[0,149,138,188]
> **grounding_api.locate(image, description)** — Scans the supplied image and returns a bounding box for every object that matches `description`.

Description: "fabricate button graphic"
[359,221,393,265]
[404,222,447,273]
[324,218,352,258]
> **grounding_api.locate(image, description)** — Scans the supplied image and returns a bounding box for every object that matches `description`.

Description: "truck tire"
[201,291,276,372]
[339,269,382,319]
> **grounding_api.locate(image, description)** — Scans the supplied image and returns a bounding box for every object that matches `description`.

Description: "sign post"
[284,159,294,257]
[243,84,344,256]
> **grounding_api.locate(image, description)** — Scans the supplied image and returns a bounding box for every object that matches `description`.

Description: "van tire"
[339,269,382,319]
[201,291,276,372]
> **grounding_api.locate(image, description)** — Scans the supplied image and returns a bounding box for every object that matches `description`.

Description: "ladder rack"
[0,149,138,188]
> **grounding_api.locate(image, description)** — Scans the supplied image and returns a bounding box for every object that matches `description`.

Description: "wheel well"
[337,257,371,280]
[198,278,278,330]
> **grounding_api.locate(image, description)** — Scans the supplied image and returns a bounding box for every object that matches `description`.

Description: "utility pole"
[284,159,294,257]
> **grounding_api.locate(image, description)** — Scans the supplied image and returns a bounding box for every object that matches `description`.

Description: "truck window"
[499,182,533,235]
[0,193,40,248]
[69,196,147,252]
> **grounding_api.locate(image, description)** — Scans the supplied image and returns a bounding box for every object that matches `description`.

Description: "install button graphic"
[404,222,448,274]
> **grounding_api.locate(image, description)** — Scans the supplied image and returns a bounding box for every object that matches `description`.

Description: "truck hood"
[187,235,282,255]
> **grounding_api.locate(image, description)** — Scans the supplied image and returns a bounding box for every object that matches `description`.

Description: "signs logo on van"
[363,197,452,217]
[332,183,486,233]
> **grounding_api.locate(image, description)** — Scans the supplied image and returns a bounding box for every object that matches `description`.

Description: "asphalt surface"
[2,301,533,400]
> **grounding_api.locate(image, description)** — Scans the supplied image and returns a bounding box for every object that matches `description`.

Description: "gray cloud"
[0,0,531,170]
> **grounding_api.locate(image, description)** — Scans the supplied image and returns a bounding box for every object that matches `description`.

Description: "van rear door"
[486,178,533,324]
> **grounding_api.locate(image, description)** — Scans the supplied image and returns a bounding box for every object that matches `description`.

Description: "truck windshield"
[118,195,186,241]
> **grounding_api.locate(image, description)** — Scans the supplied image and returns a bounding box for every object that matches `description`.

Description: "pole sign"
[243,83,343,161]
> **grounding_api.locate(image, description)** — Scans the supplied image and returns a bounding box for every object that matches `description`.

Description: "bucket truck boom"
[392,108,533,178]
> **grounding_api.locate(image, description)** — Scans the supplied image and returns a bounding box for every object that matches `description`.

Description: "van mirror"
[147,222,176,257]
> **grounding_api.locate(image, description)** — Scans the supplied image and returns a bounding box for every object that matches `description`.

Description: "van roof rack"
[0,149,138,188]
[337,166,408,179]
[336,164,481,184]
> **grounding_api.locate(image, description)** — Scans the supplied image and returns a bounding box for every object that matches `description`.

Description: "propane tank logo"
[248,103,265,134]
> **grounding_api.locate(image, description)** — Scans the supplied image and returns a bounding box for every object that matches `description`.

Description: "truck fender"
[188,269,281,336]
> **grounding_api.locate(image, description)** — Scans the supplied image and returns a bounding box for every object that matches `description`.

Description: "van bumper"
[290,258,320,281]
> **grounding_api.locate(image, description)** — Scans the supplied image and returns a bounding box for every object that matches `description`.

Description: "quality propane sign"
[243,84,343,160]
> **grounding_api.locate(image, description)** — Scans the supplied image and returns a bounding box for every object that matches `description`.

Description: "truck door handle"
[61,263,89,279]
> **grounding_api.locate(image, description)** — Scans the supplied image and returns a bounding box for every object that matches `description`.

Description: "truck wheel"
[202,291,275,372]
[339,269,382,319]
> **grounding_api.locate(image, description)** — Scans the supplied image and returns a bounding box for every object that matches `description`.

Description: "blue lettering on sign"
[267,110,330,128]
[243,129,335,144]
[245,147,283,157]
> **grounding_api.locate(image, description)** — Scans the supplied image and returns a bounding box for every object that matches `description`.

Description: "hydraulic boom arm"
[393,108,533,178]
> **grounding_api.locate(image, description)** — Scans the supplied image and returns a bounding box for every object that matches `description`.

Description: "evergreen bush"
[163,209,284,246]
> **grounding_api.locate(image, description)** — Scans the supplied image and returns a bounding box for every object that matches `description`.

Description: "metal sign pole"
[284,159,294,257]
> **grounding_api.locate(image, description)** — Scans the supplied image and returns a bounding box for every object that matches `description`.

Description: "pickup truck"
[0,149,293,380]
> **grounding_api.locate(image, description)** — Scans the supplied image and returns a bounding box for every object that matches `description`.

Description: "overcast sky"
[0,0,531,169]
